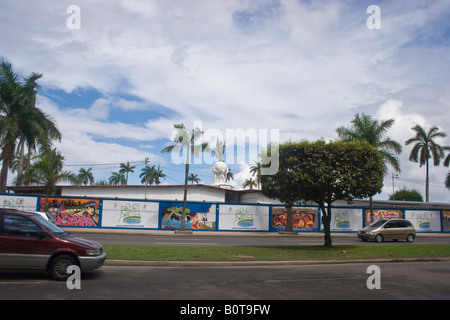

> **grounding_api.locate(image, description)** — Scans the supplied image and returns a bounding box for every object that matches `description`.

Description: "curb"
[104,257,450,267]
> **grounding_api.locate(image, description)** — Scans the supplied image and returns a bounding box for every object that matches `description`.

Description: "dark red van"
[0,209,106,280]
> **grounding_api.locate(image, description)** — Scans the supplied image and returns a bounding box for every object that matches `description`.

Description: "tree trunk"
[180,147,190,231]
[321,203,333,247]
[425,159,429,202]
[369,195,374,223]
[0,143,15,193]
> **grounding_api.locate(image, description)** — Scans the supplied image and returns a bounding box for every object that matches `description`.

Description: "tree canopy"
[261,139,384,246]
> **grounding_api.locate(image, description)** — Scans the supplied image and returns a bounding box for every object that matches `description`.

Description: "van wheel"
[49,255,78,281]
[406,234,415,243]
[375,234,384,243]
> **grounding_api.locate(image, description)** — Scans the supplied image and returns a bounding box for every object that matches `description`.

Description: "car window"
[369,219,387,227]
[398,221,406,227]
[3,214,44,237]
[385,221,397,228]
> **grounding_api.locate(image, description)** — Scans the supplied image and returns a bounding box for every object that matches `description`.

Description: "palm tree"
[243,177,257,190]
[109,172,126,185]
[152,165,165,185]
[161,123,209,231]
[249,162,262,188]
[337,113,402,173]
[16,148,76,210]
[445,151,450,190]
[140,165,156,186]
[405,125,447,202]
[226,169,234,182]
[77,167,94,185]
[119,162,135,185]
[0,59,61,191]
[188,173,201,184]
[337,113,402,221]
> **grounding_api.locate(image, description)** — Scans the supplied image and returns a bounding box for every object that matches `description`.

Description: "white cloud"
[2,0,450,199]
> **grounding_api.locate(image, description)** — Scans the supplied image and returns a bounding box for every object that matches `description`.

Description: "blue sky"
[1,0,450,201]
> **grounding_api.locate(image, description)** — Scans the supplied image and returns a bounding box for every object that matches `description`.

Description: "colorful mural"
[272,206,319,231]
[364,209,403,226]
[161,202,216,230]
[443,211,450,232]
[42,197,100,227]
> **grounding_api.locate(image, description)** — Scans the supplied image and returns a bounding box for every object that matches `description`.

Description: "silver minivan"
[358,218,416,243]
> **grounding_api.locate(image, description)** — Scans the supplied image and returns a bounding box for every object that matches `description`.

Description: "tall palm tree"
[152,165,165,185]
[337,113,402,220]
[226,169,234,182]
[406,125,447,202]
[140,165,156,186]
[161,123,209,231]
[337,113,402,173]
[119,162,135,185]
[249,162,262,188]
[109,172,126,185]
[243,177,257,190]
[445,151,450,190]
[16,148,75,210]
[0,59,61,191]
[77,167,94,185]
[188,173,201,184]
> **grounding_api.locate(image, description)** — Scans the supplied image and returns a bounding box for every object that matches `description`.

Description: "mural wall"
[160,201,216,230]
[102,200,159,229]
[272,206,319,231]
[42,197,100,227]
[0,195,37,212]
[219,204,270,231]
[329,208,363,232]
[1,193,449,233]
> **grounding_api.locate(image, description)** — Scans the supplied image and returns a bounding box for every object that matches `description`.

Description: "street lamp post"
[392,173,399,208]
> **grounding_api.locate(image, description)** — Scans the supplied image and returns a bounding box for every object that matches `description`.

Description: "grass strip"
[103,244,450,262]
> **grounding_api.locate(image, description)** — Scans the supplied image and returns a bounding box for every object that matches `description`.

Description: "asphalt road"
[72,231,450,247]
[1,261,449,300]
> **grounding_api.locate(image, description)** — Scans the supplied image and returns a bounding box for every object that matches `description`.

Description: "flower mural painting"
[43,197,100,227]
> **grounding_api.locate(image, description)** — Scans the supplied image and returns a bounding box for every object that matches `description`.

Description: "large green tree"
[405,125,447,202]
[161,124,209,232]
[0,59,61,191]
[262,140,384,247]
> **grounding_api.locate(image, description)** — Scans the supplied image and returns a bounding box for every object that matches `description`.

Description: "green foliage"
[261,139,384,246]
[389,187,423,202]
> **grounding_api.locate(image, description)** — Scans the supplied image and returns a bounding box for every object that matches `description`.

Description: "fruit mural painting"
[272,207,318,230]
